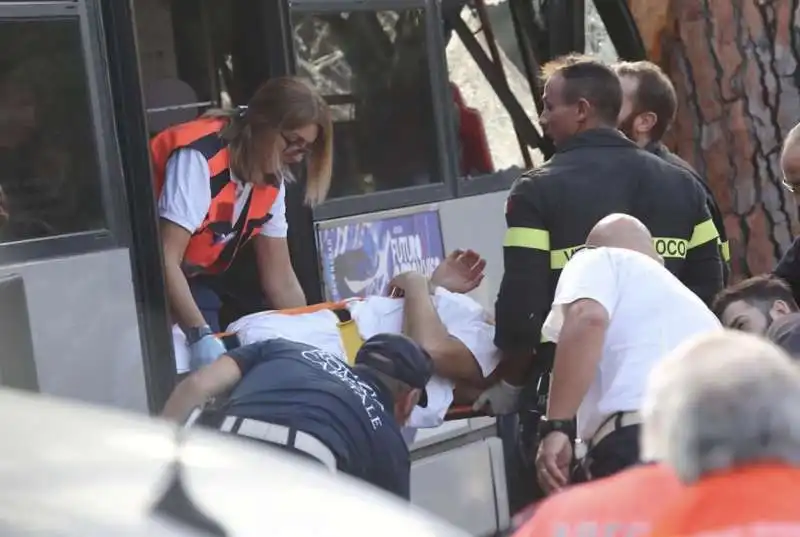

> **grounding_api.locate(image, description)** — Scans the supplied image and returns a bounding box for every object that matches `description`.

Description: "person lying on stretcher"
[171,249,500,429]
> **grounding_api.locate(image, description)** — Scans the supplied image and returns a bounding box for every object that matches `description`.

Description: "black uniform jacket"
[647,141,730,284]
[495,128,722,353]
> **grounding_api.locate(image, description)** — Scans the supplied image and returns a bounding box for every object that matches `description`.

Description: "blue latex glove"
[188,334,227,371]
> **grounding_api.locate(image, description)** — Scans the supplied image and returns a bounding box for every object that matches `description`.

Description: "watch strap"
[186,325,213,345]
[538,417,576,440]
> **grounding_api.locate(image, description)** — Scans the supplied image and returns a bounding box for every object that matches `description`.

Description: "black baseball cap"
[354,333,433,407]
[766,312,800,359]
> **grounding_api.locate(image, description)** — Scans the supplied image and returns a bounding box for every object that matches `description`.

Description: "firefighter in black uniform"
[475,54,723,506]
[615,60,730,284]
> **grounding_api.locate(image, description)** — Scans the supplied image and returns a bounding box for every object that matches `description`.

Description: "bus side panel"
[438,190,508,310]
[0,249,149,413]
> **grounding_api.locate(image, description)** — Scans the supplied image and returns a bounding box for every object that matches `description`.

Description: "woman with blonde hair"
[150,76,333,371]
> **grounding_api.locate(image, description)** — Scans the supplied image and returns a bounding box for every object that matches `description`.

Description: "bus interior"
[0,0,645,534]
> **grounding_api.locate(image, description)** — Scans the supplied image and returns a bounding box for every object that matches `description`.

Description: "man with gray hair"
[646,330,800,535]
[535,214,721,494]
[773,122,800,305]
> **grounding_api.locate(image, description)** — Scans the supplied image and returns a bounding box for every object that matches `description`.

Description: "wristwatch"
[537,417,576,441]
[185,325,213,345]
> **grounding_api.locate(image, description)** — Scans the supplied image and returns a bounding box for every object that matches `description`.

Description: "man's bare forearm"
[161,377,208,423]
[164,261,207,331]
[161,356,244,422]
[547,302,607,421]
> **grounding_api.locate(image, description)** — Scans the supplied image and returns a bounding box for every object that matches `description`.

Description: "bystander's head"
[613,61,677,147]
[643,330,800,484]
[711,274,798,334]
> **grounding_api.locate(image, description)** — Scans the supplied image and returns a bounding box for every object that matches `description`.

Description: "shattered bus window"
[292,8,441,199]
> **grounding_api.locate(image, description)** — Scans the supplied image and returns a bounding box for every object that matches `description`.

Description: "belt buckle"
[574,438,588,460]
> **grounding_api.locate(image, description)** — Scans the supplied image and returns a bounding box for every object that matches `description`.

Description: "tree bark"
[626,0,800,280]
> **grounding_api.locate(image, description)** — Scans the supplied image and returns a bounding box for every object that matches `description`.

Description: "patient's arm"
[391,271,483,384]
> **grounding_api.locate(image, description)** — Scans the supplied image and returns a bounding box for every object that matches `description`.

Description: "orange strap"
[217,300,360,339]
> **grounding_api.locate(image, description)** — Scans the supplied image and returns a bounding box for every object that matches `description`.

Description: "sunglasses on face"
[281,132,313,155]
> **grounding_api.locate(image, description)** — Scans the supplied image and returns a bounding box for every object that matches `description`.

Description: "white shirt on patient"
[172,287,498,429]
[541,247,722,441]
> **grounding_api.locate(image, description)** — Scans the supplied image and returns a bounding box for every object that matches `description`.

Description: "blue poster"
[317,210,445,301]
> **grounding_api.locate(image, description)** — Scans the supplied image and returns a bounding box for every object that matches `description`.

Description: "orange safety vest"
[649,463,800,537]
[513,464,682,537]
[150,118,279,276]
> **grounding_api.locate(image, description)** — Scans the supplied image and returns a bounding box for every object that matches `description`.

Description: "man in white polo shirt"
[534,214,721,494]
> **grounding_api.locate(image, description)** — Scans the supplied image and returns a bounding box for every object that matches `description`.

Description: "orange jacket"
[150,118,279,276]
[649,463,800,536]
[514,464,682,537]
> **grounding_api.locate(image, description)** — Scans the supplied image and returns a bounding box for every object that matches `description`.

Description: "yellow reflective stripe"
[688,219,720,249]
[719,239,731,261]
[504,227,550,251]
[337,319,363,366]
[550,245,583,269]
[653,237,688,259]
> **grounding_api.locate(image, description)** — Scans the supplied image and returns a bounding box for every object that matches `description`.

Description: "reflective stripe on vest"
[150,118,279,275]
[504,224,721,269]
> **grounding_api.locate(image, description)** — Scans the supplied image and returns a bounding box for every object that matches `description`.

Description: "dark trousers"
[574,424,641,483]
[189,274,268,332]
[188,242,270,332]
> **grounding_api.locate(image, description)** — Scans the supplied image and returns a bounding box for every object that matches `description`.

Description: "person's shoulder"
[527,468,639,517]
[572,246,618,267]
[511,166,554,192]
[553,464,680,510]
[765,312,800,355]
[508,166,559,213]
[640,151,707,199]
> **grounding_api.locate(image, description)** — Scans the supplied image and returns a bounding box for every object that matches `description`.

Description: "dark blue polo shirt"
[223,338,410,499]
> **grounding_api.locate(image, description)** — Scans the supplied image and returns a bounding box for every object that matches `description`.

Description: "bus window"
[0,18,104,244]
[292,8,440,199]
[444,5,544,177]
[586,0,620,63]
[135,0,236,136]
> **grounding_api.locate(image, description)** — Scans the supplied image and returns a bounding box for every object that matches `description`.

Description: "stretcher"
[213,299,488,422]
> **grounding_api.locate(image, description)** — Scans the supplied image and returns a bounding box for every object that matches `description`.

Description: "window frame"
[441,4,551,197]
[0,0,132,265]
[289,0,460,221]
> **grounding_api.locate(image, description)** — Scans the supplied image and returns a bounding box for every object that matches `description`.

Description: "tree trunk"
[627,0,800,280]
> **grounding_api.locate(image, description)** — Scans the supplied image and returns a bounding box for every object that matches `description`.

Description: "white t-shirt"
[158,148,288,239]
[172,288,499,429]
[541,247,722,440]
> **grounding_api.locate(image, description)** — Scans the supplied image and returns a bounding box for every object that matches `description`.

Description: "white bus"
[0,1,643,534]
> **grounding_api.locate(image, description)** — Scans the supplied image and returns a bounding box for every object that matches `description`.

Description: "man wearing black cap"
[161,332,433,499]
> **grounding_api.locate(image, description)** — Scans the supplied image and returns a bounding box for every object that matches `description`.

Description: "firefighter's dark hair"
[541,53,622,125]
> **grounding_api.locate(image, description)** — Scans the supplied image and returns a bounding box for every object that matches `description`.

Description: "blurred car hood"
[0,388,470,537]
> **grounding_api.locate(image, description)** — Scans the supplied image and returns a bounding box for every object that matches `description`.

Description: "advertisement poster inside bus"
[317,210,445,301]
